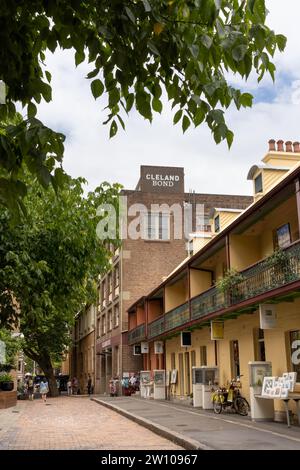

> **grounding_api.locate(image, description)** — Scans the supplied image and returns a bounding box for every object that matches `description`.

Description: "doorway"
[230,340,240,378]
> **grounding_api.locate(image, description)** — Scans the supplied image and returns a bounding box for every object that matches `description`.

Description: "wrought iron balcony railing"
[148,316,164,339]
[128,323,145,345]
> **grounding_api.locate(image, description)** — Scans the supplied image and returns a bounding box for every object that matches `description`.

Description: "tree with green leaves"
[0,176,121,395]
[0,0,286,216]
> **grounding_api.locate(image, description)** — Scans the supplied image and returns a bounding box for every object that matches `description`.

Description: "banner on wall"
[210,321,224,340]
[259,304,277,329]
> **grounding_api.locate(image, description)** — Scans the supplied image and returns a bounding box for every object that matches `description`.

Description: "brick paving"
[0,396,181,450]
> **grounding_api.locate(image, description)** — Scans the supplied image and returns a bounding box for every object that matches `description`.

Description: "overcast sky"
[35,1,300,196]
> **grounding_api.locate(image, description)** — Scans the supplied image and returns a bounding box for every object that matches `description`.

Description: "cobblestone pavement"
[0,397,182,450]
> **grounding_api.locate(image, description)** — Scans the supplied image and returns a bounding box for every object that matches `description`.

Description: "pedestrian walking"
[87,374,92,396]
[67,378,72,396]
[39,378,49,403]
[27,375,34,401]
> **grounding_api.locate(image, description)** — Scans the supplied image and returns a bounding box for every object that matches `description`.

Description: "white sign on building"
[259,304,277,329]
[154,341,164,354]
[141,342,149,354]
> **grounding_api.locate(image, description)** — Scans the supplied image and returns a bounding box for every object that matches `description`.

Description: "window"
[100,281,105,305]
[101,314,106,335]
[171,352,176,370]
[200,346,207,366]
[254,173,263,193]
[289,330,300,382]
[230,340,240,378]
[108,309,112,331]
[108,273,112,294]
[214,215,220,233]
[114,264,120,287]
[97,318,101,338]
[145,212,170,240]
[254,328,265,361]
[114,304,120,328]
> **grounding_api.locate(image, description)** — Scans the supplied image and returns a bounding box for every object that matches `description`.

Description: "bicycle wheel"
[234,396,249,416]
[213,395,223,414]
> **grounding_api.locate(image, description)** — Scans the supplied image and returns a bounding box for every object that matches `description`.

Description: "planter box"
[0,381,14,391]
[0,390,17,409]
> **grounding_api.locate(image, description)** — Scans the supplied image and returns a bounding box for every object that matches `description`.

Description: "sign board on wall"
[259,304,277,329]
[210,321,224,340]
[154,341,164,354]
[141,342,149,354]
[140,166,184,193]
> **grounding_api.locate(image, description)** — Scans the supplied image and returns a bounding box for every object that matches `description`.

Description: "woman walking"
[39,378,49,403]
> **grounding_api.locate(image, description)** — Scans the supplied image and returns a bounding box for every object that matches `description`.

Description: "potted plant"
[216,269,245,305]
[0,373,14,391]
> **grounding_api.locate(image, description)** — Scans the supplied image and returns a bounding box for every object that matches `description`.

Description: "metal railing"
[128,323,145,344]
[164,302,189,331]
[128,242,300,341]
[148,316,164,339]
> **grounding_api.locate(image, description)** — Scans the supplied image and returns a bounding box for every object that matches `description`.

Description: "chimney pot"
[277,140,284,151]
[268,139,276,151]
[293,141,300,153]
[286,141,293,152]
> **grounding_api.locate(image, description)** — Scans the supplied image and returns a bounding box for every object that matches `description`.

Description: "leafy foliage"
[0,1,286,215]
[0,328,21,370]
[0,175,121,393]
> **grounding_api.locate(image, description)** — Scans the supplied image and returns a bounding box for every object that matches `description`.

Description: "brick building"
[95,165,252,394]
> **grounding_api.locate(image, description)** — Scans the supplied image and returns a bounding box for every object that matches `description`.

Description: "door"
[230,340,240,379]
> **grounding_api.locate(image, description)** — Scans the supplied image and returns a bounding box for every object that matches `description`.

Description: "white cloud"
[35,1,300,197]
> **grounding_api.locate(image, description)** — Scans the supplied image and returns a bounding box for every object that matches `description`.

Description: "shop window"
[289,330,300,382]
[200,346,207,366]
[214,215,220,233]
[254,173,263,193]
[230,340,240,378]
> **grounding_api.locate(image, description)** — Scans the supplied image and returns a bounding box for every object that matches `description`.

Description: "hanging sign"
[259,304,277,329]
[211,321,224,340]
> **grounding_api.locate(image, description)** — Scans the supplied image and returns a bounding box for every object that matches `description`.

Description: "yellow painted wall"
[220,211,241,231]
[260,195,299,259]
[165,277,188,312]
[190,269,212,297]
[192,235,213,252]
[263,169,288,193]
[230,234,261,271]
[166,330,216,397]
[165,298,300,418]
[263,152,300,168]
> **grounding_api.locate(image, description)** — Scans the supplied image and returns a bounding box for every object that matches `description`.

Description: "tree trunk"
[38,353,59,397]
[24,348,59,397]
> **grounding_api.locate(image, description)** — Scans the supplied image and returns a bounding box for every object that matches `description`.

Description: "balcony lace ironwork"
[128,323,145,345]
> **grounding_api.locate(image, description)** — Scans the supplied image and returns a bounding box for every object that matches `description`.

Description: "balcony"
[148,240,300,339]
[148,316,164,339]
[128,323,146,345]
[165,302,190,331]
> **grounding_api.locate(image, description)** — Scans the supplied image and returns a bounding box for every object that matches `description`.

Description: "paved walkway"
[92,396,300,450]
[0,396,181,450]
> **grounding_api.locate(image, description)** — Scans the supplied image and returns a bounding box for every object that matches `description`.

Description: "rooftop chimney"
[268,139,276,151]
[277,140,284,151]
[293,141,300,153]
[285,141,293,152]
